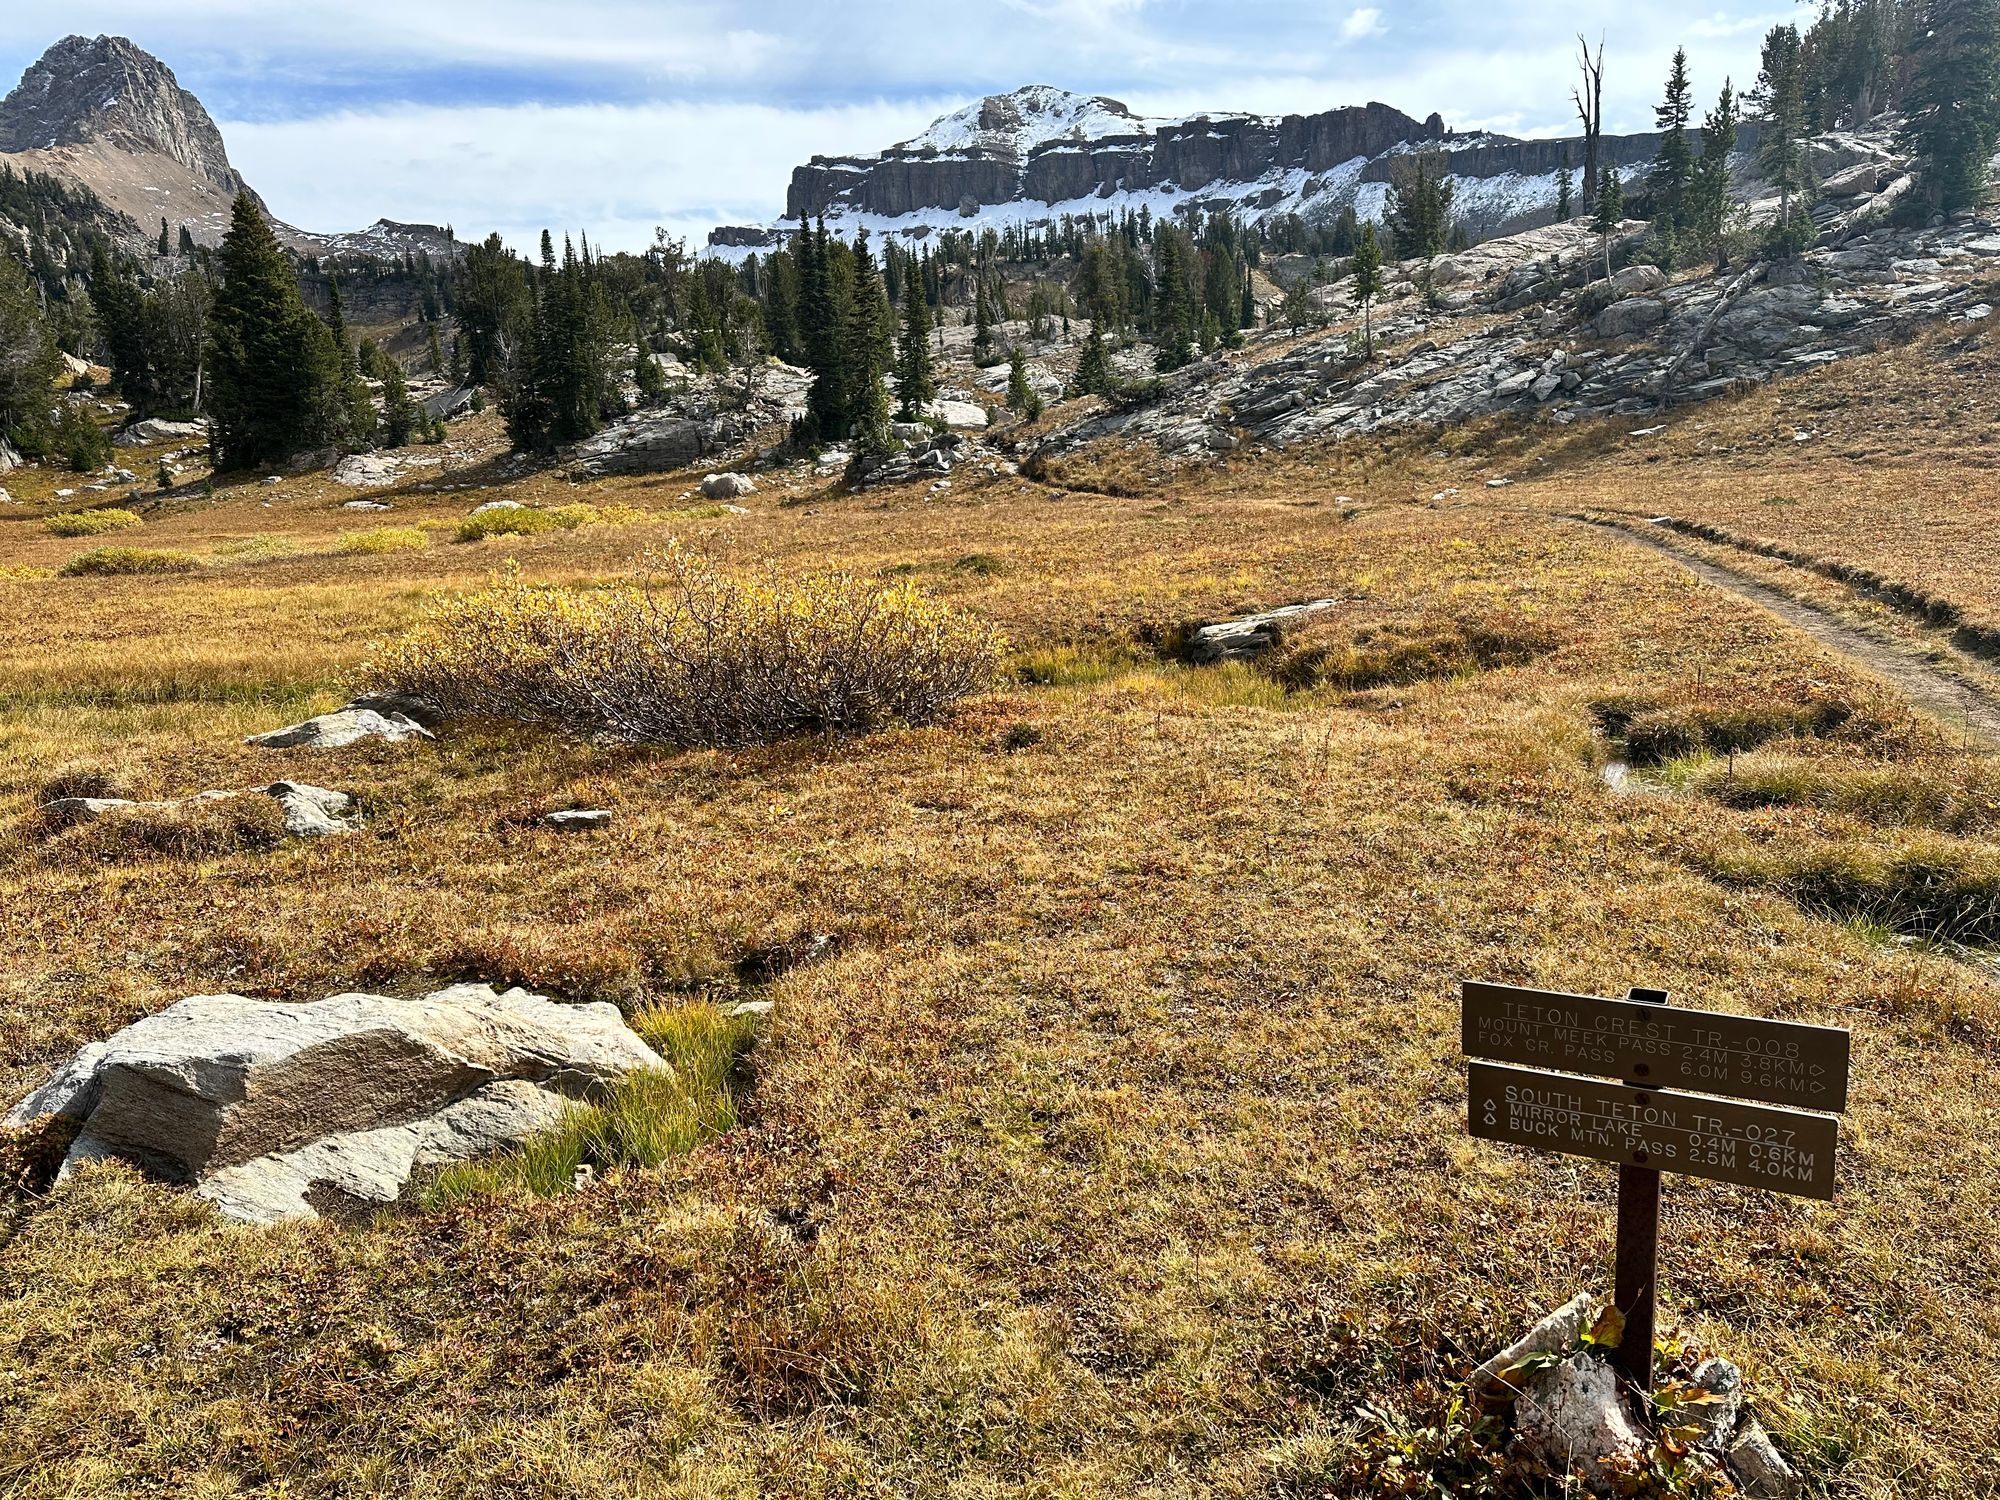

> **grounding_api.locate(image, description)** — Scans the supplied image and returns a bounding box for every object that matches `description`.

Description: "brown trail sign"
[1461,981,1850,1397]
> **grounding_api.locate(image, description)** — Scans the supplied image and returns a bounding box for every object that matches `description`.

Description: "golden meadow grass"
[2,374,1999,1496]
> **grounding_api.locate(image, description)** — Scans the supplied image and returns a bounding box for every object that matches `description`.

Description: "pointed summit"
[0,34,261,246]
[0,35,237,184]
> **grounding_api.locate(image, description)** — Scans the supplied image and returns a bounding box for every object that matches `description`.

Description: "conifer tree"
[1073,323,1115,397]
[1593,167,1626,280]
[1689,79,1741,262]
[1351,223,1385,357]
[1902,0,2000,217]
[973,276,996,366]
[1152,227,1198,372]
[158,218,171,257]
[684,271,726,374]
[503,233,561,450]
[843,230,893,452]
[894,269,935,419]
[324,277,375,446]
[1649,48,1697,235]
[178,224,195,256]
[634,342,667,404]
[1556,158,1575,220]
[1005,344,1034,414]
[798,217,850,442]
[379,357,418,448]
[0,253,58,449]
[1751,25,1817,244]
[426,324,445,374]
[207,195,341,470]
[1384,153,1455,260]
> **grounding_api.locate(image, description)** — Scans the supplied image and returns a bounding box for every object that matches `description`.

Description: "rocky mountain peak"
[0,34,238,189]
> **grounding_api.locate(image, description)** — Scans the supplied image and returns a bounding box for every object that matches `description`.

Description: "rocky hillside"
[0,34,263,247]
[708,84,1763,258]
[1027,129,1995,475]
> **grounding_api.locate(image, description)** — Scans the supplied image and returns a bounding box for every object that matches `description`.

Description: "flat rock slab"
[333,454,440,487]
[7,985,665,1224]
[247,707,434,749]
[925,399,990,430]
[1188,599,1339,663]
[545,809,615,831]
[113,418,207,448]
[40,783,360,839]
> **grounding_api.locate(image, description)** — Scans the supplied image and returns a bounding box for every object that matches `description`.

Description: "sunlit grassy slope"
[3,342,2000,1498]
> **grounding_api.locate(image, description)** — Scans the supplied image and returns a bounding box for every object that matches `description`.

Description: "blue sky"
[0,1,1795,252]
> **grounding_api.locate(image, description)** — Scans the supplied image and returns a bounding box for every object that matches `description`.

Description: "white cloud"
[220,97,952,253]
[1341,8,1387,41]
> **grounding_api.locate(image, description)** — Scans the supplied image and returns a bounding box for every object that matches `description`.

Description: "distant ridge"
[709,83,1758,257]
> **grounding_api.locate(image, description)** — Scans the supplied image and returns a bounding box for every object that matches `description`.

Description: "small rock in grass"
[265,782,361,837]
[1727,1416,1801,1499]
[544,809,614,832]
[470,499,524,515]
[1187,599,1340,664]
[261,475,283,487]
[1687,1357,1744,1453]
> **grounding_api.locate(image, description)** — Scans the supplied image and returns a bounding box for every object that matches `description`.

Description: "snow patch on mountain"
[898,85,1168,157]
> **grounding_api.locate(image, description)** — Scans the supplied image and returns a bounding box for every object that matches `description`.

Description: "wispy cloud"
[220,97,950,251]
[1341,8,1387,41]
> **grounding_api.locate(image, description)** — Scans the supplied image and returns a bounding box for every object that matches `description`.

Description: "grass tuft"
[339,525,431,556]
[44,508,143,538]
[32,794,288,864]
[425,1002,756,1205]
[454,502,648,543]
[1710,834,2000,946]
[1693,755,2000,833]
[57,546,199,578]
[1266,609,1557,692]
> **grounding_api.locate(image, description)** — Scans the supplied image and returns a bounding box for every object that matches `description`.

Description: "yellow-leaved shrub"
[45,508,143,538]
[368,545,1004,747]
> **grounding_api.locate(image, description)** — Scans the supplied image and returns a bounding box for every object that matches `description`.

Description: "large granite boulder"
[247,707,434,749]
[6,985,665,1223]
[1608,263,1669,299]
[1596,297,1669,339]
[700,472,757,499]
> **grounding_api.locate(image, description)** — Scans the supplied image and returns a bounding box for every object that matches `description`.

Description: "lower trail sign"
[1462,981,1850,1394]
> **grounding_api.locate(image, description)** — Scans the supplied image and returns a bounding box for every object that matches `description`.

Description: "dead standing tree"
[1573,35,1606,198]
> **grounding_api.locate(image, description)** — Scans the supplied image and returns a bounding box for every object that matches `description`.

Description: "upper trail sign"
[1462,981,1851,1113]
[1460,980,1852,1396]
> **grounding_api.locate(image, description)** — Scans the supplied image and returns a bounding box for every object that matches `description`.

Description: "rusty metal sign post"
[1462,981,1851,1397]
